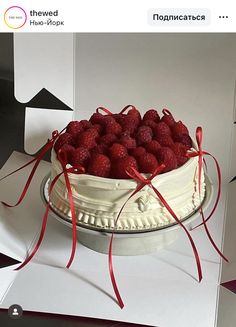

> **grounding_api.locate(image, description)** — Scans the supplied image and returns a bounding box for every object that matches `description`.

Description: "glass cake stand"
[40,174,213,256]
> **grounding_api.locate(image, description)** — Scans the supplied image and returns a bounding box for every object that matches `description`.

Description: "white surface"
[0,152,229,326]
[24,107,73,154]
[14,33,75,108]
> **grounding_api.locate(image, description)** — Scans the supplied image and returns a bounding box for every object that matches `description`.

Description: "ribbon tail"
[15,172,63,270]
[1,140,55,208]
[151,185,202,282]
[108,183,145,309]
[63,170,77,269]
[0,157,37,182]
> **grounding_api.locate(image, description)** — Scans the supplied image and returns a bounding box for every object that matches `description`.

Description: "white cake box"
[0,33,236,326]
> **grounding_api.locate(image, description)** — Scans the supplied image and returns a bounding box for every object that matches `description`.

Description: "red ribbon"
[119,104,138,114]
[186,127,228,262]
[108,164,203,309]
[96,106,113,115]
[1,130,61,207]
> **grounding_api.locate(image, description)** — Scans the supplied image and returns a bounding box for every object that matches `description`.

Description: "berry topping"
[112,156,138,179]
[75,130,97,149]
[136,126,153,145]
[138,153,158,174]
[99,133,117,146]
[70,147,90,168]
[66,121,84,137]
[54,133,73,153]
[143,109,160,122]
[119,135,137,149]
[145,140,161,155]
[153,122,171,138]
[156,147,177,172]
[156,134,174,147]
[109,143,128,160]
[130,146,146,158]
[88,154,111,177]
[172,121,189,136]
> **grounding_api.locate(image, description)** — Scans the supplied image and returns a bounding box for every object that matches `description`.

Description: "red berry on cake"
[105,121,122,135]
[119,135,137,149]
[156,134,174,147]
[88,154,111,177]
[99,133,117,146]
[161,109,175,127]
[89,112,105,124]
[75,130,97,149]
[109,143,128,160]
[130,146,146,158]
[136,126,153,145]
[54,133,73,153]
[171,142,188,167]
[90,144,108,156]
[66,121,84,137]
[153,122,172,138]
[127,107,142,125]
[156,147,177,172]
[145,140,161,155]
[112,156,138,179]
[70,147,90,168]
[138,153,158,174]
[58,144,75,163]
[142,120,158,130]
[80,120,93,130]
[174,134,192,149]
[143,109,160,122]
[119,115,139,134]
[172,121,189,136]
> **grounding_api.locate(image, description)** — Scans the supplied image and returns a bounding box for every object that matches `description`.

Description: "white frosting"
[49,149,205,231]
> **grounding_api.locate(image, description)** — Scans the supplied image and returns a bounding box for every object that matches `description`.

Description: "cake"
[48,106,205,232]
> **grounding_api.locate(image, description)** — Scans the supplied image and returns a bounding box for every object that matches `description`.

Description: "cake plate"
[41,174,213,256]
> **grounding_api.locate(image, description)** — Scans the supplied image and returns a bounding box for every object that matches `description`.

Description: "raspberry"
[161,113,175,127]
[102,116,116,126]
[171,142,188,156]
[138,153,158,174]
[172,121,189,136]
[112,156,138,179]
[142,120,158,130]
[105,121,122,135]
[80,120,93,129]
[109,143,128,160]
[54,133,73,153]
[145,140,161,155]
[85,127,100,138]
[143,109,160,122]
[92,124,103,134]
[89,112,105,125]
[70,147,90,168]
[153,122,171,138]
[156,147,177,172]
[88,154,111,178]
[127,108,142,125]
[173,134,192,148]
[136,126,153,145]
[99,133,117,146]
[156,134,174,147]
[66,121,84,137]
[119,115,139,134]
[119,135,136,149]
[58,144,75,164]
[113,113,125,125]
[130,146,146,158]
[171,142,188,167]
[75,130,97,149]
[90,144,108,156]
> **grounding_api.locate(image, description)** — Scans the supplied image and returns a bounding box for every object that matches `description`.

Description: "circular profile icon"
[4,6,27,29]
[8,304,23,319]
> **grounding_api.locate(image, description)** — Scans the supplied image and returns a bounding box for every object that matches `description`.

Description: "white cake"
[49,148,205,232]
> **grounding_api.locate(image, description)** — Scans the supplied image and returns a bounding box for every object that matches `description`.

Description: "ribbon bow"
[109,164,203,309]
